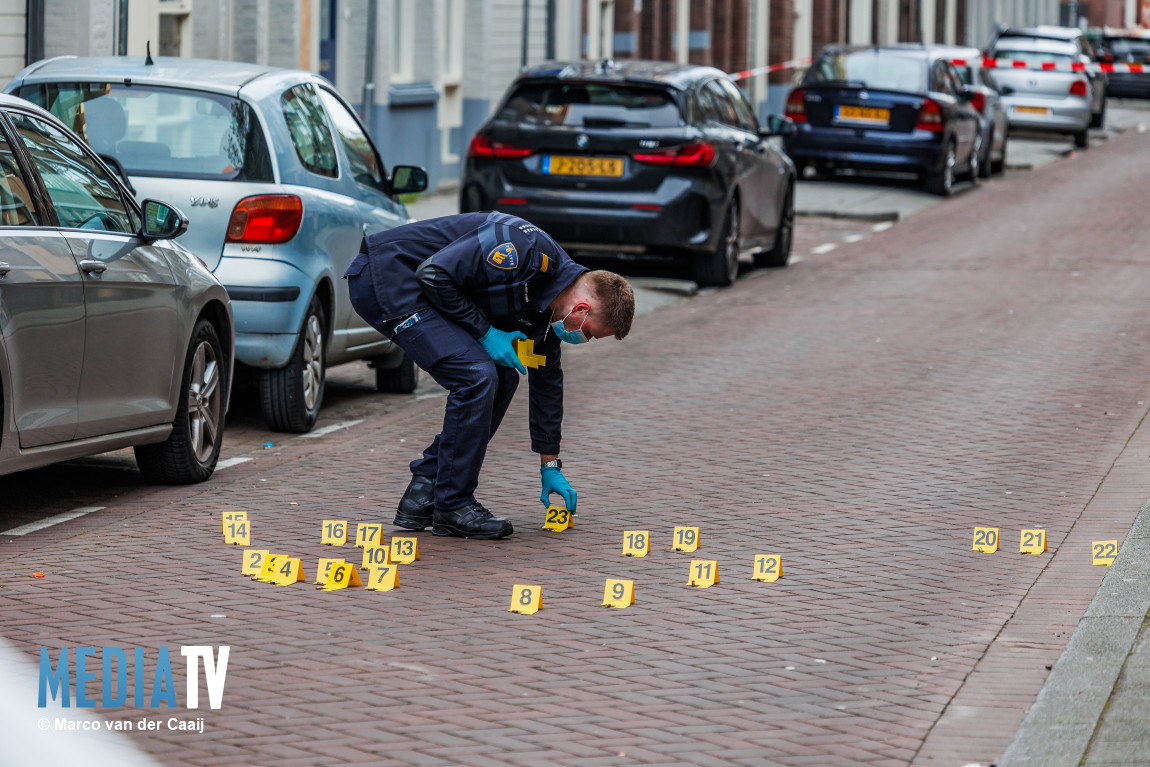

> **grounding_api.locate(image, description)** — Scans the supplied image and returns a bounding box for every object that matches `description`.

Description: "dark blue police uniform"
[344,211,587,512]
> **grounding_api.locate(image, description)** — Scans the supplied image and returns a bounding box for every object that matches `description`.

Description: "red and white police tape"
[728,57,814,81]
[951,57,1150,74]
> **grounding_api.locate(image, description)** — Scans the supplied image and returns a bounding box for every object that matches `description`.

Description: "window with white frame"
[441,0,462,86]
[391,0,415,83]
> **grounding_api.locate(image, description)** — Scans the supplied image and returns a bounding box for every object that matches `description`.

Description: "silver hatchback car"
[8,56,427,433]
[0,94,234,483]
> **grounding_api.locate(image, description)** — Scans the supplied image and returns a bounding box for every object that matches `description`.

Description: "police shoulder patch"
[486,242,518,270]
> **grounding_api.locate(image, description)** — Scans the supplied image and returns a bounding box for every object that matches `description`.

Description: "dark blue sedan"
[783,45,982,196]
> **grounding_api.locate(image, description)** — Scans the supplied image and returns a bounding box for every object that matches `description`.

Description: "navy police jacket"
[344,211,587,454]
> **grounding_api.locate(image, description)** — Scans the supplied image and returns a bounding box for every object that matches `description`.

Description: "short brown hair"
[585,270,634,340]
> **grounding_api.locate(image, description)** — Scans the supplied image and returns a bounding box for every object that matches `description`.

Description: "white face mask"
[551,308,590,344]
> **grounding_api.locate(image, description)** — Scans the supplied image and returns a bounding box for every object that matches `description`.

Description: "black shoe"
[394,475,435,530]
[432,502,514,539]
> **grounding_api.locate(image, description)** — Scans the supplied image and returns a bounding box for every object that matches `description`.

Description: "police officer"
[345,211,635,539]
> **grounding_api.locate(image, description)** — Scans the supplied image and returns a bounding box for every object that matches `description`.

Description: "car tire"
[924,142,956,197]
[134,318,226,484]
[1073,129,1089,149]
[964,134,982,185]
[694,198,740,287]
[755,187,793,269]
[990,134,1007,175]
[460,186,484,213]
[1091,102,1106,129]
[374,352,420,393]
[260,295,326,433]
[978,130,992,179]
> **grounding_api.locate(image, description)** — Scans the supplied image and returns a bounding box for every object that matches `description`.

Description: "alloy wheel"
[188,340,221,463]
[301,313,323,411]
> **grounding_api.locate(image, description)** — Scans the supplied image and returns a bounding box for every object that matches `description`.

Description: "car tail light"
[467,133,533,159]
[784,88,807,122]
[226,195,303,244]
[633,142,716,167]
[968,91,986,114]
[1069,79,1088,97]
[915,98,945,132]
[496,197,527,205]
[1103,52,1115,63]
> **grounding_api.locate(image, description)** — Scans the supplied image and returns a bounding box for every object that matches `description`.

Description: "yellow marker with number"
[543,505,572,531]
[513,338,547,369]
[1019,529,1047,555]
[972,527,999,553]
[321,561,363,591]
[314,558,344,585]
[509,584,542,614]
[269,557,305,586]
[254,554,283,583]
[673,526,700,552]
[320,520,348,546]
[223,518,250,546]
[1092,540,1118,566]
[688,559,719,588]
[362,544,391,570]
[602,579,634,608]
[752,554,783,582]
[355,522,384,548]
[622,530,650,557]
[223,511,248,523]
[366,565,400,592]
[390,536,420,564]
[241,549,269,577]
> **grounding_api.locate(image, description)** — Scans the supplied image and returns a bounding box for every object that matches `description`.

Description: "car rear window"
[807,51,927,92]
[991,48,1076,66]
[1106,38,1150,56]
[497,82,684,128]
[17,82,274,182]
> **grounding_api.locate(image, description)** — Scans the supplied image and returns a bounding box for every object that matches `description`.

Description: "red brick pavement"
[5,136,1150,766]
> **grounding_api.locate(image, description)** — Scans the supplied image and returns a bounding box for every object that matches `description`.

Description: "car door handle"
[79,259,107,275]
[0,262,9,278]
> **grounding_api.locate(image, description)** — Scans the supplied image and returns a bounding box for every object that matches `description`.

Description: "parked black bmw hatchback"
[460,60,797,287]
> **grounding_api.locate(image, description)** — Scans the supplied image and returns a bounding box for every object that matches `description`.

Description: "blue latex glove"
[478,326,527,374]
[540,466,577,513]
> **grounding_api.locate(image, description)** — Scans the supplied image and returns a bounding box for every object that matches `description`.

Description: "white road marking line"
[414,390,448,401]
[872,221,895,232]
[843,234,866,243]
[2,506,106,536]
[811,243,837,255]
[215,457,253,470]
[789,254,804,264]
[298,419,364,439]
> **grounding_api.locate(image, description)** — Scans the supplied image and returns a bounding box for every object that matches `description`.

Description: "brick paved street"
[5,128,1150,766]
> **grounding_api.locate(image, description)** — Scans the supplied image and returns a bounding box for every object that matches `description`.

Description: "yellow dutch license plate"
[1014,105,1051,115]
[544,155,624,177]
[836,105,890,125]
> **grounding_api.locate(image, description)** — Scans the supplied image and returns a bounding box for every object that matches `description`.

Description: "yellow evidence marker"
[752,554,783,582]
[543,505,572,531]
[509,584,542,614]
[366,565,400,592]
[269,557,306,586]
[622,530,650,557]
[254,554,284,583]
[355,522,384,548]
[602,579,635,608]
[223,516,250,546]
[688,560,720,588]
[223,511,248,523]
[320,520,348,546]
[390,536,420,564]
[1019,529,1047,555]
[1092,540,1119,566]
[362,544,392,570]
[513,338,547,369]
[314,558,345,585]
[672,526,700,552]
[972,527,999,553]
[241,549,269,577]
[320,561,363,591]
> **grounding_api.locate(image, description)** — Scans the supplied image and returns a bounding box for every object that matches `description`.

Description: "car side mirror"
[760,114,796,138]
[390,165,428,195]
[140,199,188,241]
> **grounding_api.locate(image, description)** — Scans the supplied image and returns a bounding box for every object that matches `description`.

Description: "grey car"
[938,45,1009,176]
[0,94,234,483]
[8,56,427,434]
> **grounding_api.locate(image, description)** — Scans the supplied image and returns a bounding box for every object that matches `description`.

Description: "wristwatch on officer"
[542,459,562,469]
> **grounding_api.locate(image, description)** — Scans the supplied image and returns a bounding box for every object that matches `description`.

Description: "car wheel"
[978,130,992,179]
[991,133,1007,175]
[755,187,793,269]
[925,142,955,197]
[964,134,982,185]
[374,352,420,393]
[460,185,485,213]
[694,198,740,287]
[1091,101,1106,129]
[260,295,325,433]
[1073,129,1089,149]
[134,318,225,484]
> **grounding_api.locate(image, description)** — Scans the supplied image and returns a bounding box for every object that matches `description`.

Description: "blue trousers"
[348,275,519,511]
